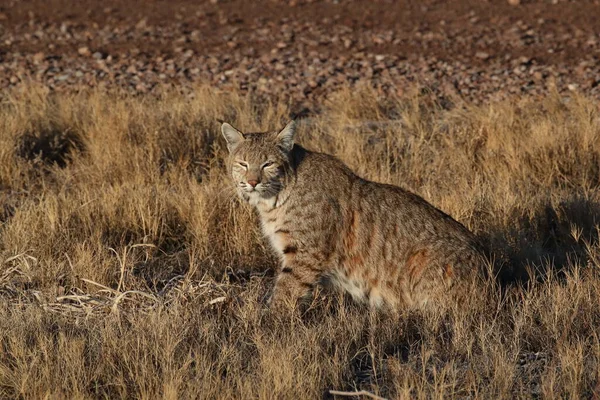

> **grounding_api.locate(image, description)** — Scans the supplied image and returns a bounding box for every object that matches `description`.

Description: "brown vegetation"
[1,84,599,399]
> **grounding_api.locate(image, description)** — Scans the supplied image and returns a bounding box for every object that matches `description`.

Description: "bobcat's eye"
[262,161,275,169]
[236,161,248,169]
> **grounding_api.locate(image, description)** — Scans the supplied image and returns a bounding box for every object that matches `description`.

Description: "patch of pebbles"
[0,0,598,108]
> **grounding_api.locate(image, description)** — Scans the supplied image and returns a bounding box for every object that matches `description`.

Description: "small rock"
[135,18,148,30]
[508,0,520,5]
[32,52,45,62]
[78,46,91,56]
[475,51,490,60]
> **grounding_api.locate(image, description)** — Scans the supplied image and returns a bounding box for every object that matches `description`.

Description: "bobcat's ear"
[221,122,244,153]
[276,120,296,153]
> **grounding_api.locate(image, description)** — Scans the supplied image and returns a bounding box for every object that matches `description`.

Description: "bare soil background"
[1,0,600,109]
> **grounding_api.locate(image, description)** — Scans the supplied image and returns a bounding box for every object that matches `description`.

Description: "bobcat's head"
[221,121,296,204]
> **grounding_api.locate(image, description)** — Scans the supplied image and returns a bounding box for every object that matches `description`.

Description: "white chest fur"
[251,193,291,256]
[260,212,287,255]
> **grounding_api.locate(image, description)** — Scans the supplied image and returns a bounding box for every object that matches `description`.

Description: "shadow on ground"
[482,195,600,286]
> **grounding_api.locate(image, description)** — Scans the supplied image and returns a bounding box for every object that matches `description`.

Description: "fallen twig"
[329,389,388,400]
[208,296,226,305]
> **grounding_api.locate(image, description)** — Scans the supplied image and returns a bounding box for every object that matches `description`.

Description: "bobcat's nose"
[247,179,259,188]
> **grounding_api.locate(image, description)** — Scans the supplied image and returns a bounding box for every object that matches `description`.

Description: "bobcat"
[222,120,487,311]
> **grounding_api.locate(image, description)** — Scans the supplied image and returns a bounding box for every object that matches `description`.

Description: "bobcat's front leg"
[269,255,321,311]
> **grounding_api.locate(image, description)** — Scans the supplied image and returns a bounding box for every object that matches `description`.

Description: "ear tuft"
[276,120,296,153]
[221,122,244,153]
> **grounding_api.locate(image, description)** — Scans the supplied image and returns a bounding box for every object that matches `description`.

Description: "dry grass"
[0,83,599,399]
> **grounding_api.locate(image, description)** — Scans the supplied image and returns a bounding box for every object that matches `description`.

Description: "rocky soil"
[1,0,599,109]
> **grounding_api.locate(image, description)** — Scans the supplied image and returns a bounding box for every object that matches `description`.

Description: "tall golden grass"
[0,84,599,399]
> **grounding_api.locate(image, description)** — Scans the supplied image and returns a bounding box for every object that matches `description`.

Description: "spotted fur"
[222,120,487,311]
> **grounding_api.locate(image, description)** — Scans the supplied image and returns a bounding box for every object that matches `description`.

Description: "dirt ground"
[1,0,599,107]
